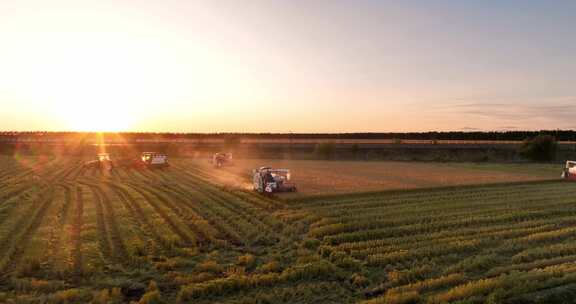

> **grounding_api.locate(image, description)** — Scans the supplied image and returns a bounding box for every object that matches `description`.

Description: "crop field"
[293,181,576,303]
[1,155,576,303]
[191,159,559,196]
[0,156,353,303]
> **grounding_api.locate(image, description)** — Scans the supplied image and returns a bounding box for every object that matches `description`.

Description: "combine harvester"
[562,160,576,180]
[252,167,297,193]
[138,152,169,168]
[84,153,113,171]
[84,152,169,171]
[212,152,234,168]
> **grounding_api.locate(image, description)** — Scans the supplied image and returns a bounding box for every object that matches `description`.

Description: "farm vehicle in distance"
[84,152,169,171]
[212,152,233,168]
[562,160,576,181]
[134,152,169,168]
[252,167,297,193]
[83,153,113,171]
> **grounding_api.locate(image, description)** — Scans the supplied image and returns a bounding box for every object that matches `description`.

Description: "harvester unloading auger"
[252,167,297,193]
[562,160,576,180]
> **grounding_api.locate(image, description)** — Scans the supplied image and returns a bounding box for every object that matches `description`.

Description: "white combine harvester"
[562,160,576,180]
[252,167,297,193]
[139,152,169,168]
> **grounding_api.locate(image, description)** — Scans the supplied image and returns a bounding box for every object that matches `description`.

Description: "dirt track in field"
[189,159,559,196]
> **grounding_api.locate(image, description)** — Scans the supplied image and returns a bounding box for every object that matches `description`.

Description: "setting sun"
[61,108,132,132]
[21,36,143,132]
[56,99,133,132]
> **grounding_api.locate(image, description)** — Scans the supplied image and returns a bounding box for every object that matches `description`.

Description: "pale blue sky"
[0,0,574,132]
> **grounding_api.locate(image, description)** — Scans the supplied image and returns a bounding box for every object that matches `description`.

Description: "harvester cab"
[212,152,233,168]
[252,167,296,193]
[140,152,169,168]
[562,161,576,180]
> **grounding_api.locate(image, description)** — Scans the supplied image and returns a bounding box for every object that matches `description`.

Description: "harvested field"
[0,155,574,303]
[190,159,560,196]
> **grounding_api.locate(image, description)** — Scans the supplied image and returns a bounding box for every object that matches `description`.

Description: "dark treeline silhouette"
[1,130,575,162]
[1,130,575,141]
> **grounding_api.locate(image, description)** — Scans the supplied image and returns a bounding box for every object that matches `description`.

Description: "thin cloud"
[424,97,576,130]
[460,127,481,131]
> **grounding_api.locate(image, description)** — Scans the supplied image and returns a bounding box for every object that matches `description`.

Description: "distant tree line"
[1,130,575,141]
[519,135,559,162]
[0,133,573,162]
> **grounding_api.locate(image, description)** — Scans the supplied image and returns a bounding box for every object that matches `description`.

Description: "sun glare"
[67,111,131,132]
[36,44,143,132]
[57,100,133,132]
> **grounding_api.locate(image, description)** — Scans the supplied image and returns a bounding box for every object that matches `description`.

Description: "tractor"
[252,167,296,193]
[562,160,576,180]
[212,152,233,168]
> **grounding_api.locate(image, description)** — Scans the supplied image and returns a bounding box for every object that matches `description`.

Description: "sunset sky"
[1,0,575,132]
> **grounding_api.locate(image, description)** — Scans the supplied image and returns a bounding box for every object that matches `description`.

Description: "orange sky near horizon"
[1,1,575,133]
